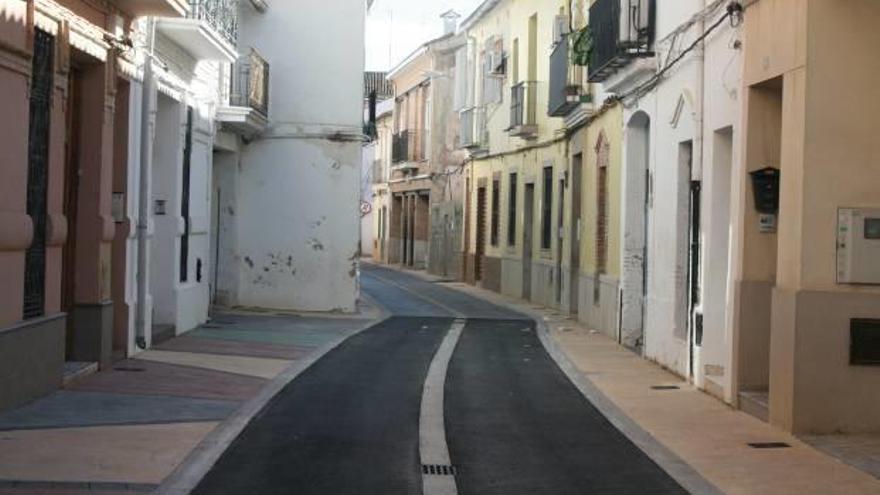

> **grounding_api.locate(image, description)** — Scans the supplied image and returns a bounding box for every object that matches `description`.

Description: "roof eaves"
[460,0,503,31]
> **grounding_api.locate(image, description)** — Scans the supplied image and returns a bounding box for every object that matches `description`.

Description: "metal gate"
[23,29,55,319]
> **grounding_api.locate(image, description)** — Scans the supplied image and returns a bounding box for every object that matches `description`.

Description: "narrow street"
[192,264,685,495]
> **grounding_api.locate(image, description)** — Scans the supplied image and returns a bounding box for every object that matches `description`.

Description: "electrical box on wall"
[837,208,880,284]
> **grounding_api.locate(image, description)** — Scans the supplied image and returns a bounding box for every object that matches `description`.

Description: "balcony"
[155,0,238,62]
[216,49,270,136]
[392,131,409,164]
[588,0,655,83]
[509,82,538,139]
[372,159,385,185]
[392,129,429,168]
[115,0,189,17]
[548,35,586,117]
[459,107,487,151]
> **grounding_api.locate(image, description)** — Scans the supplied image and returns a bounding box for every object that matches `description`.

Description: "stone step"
[62,361,98,387]
[739,390,770,423]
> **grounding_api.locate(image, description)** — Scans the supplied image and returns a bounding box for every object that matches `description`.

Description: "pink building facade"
[0,0,140,410]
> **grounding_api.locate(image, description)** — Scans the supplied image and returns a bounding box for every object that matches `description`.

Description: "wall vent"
[851,319,880,366]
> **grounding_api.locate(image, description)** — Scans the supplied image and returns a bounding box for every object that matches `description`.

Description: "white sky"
[366,0,484,71]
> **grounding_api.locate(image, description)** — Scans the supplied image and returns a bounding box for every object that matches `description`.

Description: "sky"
[366,0,484,71]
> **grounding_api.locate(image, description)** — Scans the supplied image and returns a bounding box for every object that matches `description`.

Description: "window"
[542,166,553,250]
[490,178,500,246]
[508,173,518,246]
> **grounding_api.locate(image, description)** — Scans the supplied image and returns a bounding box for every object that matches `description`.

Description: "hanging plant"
[572,26,593,66]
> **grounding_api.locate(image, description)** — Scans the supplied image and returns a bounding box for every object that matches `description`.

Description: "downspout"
[135,18,157,350]
[694,0,707,182]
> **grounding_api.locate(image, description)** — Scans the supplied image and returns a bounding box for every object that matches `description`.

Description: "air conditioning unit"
[619,0,652,46]
[488,51,506,76]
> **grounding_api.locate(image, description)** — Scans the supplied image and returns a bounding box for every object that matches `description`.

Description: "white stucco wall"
[220,0,365,312]
[615,0,743,399]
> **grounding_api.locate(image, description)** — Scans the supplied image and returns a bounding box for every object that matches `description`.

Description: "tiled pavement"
[0,307,378,494]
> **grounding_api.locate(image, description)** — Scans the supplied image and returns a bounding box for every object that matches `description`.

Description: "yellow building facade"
[459,0,603,312]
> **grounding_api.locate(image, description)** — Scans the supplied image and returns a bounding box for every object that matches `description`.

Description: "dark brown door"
[523,183,535,299]
[62,67,82,317]
[570,154,583,314]
[475,187,487,282]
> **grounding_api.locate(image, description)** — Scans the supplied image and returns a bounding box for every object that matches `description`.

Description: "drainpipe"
[694,0,707,182]
[134,19,157,350]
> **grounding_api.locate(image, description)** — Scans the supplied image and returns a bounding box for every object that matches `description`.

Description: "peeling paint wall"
[215,0,364,312]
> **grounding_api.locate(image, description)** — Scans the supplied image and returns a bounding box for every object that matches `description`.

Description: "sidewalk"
[0,304,381,495]
[379,264,880,495]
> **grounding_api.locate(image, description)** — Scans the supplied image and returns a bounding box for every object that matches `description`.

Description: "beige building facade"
[733,0,880,434]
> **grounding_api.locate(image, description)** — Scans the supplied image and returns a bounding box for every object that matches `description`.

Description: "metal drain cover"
[651,385,681,390]
[422,464,457,476]
[748,442,791,449]
[113,367,146,372]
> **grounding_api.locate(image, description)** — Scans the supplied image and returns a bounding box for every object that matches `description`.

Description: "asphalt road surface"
[193,264,687,495]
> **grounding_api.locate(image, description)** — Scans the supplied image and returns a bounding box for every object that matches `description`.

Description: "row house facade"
[1,0,366,411]
[369,0,880,435]
[381,23,466,277]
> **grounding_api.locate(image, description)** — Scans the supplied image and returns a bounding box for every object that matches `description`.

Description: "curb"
[154,312,388,495]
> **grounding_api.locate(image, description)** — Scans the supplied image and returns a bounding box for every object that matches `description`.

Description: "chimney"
[441,10,460,35]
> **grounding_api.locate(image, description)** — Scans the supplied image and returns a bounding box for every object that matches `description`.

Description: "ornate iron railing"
[230,49,269,116]
[23,29,54,320]
[189,0,238,47]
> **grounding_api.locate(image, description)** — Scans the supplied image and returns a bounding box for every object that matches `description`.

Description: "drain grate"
[748,442,791,449]
[651,385,681,390]
[113,367,146,373]
[422,464,457,476]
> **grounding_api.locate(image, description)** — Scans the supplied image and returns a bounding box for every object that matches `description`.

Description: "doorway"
[569,154,583,315]
[737,77,783,420]
[555,177,565,305]
[522,183,535,300]
[621,112,651,349]
[475,186,487,283]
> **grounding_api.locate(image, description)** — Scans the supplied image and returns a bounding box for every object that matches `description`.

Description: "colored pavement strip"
[0,309,377,493]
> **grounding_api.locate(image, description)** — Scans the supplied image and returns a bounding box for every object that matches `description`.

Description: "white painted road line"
[420,318,466,495]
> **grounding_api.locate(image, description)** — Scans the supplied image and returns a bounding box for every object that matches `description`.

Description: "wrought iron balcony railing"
[510,81,537,131]
[392,131,409,164]
[548,35,583,117]
[189,0,238,47]
[459,108,475,148]
[230,48,269,116]
[392,129,429,163]
[588,0,655,82]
